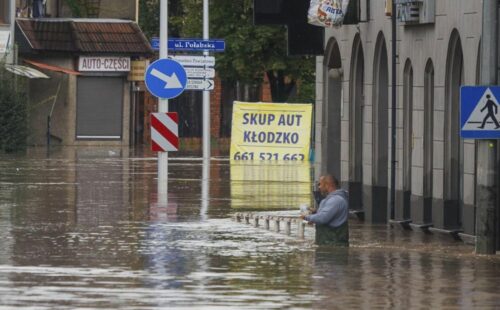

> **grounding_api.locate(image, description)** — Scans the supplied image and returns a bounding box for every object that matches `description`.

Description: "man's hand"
[300,214,307,221]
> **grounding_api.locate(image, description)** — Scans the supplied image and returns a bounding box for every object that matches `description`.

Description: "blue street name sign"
[461,86,500,139]
[145,58,187,99]
[151,38,226,52]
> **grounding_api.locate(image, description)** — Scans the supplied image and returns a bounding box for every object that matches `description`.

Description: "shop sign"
[78,56,131,72]
[128,60,149,81]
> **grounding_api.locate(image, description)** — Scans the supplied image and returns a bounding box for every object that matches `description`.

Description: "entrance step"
[428,227,463,240]
[389,219,412,230]
[349,210,364,221]
[409,223,433,233]
[458,233,476,245]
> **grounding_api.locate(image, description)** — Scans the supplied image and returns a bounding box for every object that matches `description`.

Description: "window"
[0,0,10,25]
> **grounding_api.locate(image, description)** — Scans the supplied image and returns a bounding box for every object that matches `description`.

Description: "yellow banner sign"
[230,102,313,161]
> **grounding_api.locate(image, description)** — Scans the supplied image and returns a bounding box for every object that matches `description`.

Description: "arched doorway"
[443,29,464,229]
[400,59,413,221]
[349,35,364,211]
[371,32,389,223]
[423,59,434,224]
[322,38,343,178]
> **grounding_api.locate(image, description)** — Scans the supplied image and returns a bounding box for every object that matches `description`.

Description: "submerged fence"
[233,212,308,239]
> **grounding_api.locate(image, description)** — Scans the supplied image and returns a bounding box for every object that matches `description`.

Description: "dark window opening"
[0,0,10,24]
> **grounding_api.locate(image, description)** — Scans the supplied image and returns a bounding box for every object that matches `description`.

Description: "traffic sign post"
[150,0,214,162]
[460,86,500,139]
[203,0,211,161]
[158,0,169,198]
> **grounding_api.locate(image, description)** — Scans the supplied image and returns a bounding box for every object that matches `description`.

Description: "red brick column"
[143,83,158,145]
[210,75,222,138]
[261,73,273,102]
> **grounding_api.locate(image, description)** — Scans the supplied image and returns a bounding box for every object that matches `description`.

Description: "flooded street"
[1,147,500,309]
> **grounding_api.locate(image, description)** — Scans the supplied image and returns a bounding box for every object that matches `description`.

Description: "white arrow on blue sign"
[145,59,187,99]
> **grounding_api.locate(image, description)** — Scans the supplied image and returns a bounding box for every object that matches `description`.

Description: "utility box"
[395,0,435,25]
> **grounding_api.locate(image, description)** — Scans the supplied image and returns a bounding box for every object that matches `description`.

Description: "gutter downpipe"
[390,0,397,220]
[8,0,16,64]
[476,0,498,255]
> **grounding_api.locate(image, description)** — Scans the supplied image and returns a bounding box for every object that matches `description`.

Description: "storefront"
[15,18,152,146]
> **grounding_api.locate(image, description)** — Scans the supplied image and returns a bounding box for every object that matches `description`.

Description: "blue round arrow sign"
[145,58,187,99]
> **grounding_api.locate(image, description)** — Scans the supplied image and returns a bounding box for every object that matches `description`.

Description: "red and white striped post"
[151,112,179,152]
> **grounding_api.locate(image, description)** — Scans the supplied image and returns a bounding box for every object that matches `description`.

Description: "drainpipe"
[47,78,63,148]
[390,0,397,220]
[135,0,139,23]
[476,0,498,254]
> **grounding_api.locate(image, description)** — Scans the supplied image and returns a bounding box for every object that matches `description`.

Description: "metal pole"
[476,0,498,255]
[202,0,211,160]
[158,0,169,197]
[390,0,397,220]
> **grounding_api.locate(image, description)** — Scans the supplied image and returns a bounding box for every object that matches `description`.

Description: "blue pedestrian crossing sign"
[461,86,500,139]
[145,58,187,99]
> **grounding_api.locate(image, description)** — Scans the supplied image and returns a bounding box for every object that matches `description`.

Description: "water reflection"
[201,158,210,221]
[0,147,500,308]
[76,148,129,226]
[230,161,313,210]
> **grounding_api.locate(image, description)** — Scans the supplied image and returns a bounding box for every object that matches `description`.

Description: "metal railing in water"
[233,212,308,239]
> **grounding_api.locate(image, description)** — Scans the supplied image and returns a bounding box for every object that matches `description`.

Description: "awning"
[24,59,81,75]
[4,64,50,79]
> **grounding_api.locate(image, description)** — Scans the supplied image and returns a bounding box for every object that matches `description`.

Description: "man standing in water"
[301,174,349,246]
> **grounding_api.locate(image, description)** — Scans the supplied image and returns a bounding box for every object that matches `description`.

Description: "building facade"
[315,1,483,239]
[15,18,152,146]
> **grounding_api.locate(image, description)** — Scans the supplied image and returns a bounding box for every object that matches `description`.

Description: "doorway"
[349,35,364,210]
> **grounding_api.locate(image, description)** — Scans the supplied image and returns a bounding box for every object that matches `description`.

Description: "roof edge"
[16,18,134,23]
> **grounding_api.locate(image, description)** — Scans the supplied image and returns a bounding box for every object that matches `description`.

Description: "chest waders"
[315,221,349,247]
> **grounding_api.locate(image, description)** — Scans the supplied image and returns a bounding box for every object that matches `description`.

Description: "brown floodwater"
[0,147,499,309]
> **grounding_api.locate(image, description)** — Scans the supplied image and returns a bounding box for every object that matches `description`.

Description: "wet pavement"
[1,147,500,309]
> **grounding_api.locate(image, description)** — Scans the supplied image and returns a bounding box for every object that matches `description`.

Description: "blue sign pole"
[158,0,169,198]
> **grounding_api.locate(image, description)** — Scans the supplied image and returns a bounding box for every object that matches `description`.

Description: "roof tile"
[17,19,153,55]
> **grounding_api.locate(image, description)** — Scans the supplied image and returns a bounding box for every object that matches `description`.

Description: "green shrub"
[0,64,28,153]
